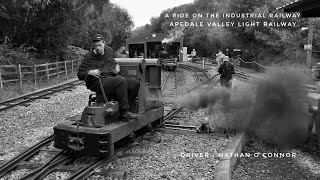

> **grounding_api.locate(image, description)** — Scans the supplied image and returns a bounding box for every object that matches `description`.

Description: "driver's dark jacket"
[77,46,117,90]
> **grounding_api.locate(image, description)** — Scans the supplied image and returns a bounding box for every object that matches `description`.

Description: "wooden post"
[0,68,3,88]
[46,63,49,80]
[307,18,314,75]
[33,64,37,85]
[144,42,147,59]
[18,64,22,86]
[71,60,74,73]
[77,59,80,69]
[175,70,177,97]
[64,61,67,75]
[56,62,59,77]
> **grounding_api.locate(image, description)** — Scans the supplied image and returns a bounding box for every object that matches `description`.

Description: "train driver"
[77,34,140,121]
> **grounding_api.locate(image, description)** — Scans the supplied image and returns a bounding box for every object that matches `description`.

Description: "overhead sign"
[304,44,312,50]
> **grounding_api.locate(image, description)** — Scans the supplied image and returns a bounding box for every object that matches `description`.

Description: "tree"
[0,0,134,62]
[132,24,152,37]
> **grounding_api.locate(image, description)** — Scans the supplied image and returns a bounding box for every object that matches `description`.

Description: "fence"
[0,59,81,88]
[236,57,318,75]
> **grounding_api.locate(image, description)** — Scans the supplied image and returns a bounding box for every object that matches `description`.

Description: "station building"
[125,33,183,61]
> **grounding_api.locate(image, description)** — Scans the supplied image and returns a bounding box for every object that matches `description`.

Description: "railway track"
[191,61,251,82]
[0,104,192,180]
[162,64,215,118]
[161,63,232,134]
[161,71,177,97]
[0,79,84,112]
[0,65,231,179]
[178,63,210,82]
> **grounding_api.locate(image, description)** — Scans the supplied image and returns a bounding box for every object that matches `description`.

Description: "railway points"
[0,59,237,179]
[2,57,320,179]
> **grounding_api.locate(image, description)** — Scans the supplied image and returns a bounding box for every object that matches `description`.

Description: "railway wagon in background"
[53,58,164,157]
[161,58,178,71]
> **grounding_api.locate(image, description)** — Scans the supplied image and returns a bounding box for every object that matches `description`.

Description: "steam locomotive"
[53,58,164,157]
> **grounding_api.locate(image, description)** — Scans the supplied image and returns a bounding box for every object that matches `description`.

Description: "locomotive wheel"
[128,132,136,143]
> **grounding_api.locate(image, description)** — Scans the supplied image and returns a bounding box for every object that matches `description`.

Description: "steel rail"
[178,64,201,83]
[178,64,210,80]
[161,71,172,92]
[19,151,77,180]
[0,135,54,178]
[66,157,114,180]
[0,80,83,112]
[67,101,186,179]
[19,150,66,180]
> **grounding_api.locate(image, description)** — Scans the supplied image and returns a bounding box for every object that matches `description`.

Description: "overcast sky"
[110,0,195,28]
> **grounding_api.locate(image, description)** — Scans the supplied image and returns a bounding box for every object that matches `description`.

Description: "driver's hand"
[88,69,101,76]
[115,64,120,73]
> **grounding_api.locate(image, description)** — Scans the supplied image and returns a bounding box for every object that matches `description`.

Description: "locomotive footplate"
[54,107,164,157]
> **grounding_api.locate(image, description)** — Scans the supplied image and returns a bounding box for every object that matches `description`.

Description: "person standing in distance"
[218,56,235,88]
[77,34,140,121]
[215,49,225,67]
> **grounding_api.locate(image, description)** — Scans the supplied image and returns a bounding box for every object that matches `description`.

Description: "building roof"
[276,0,320,17]
[126,33,183,44]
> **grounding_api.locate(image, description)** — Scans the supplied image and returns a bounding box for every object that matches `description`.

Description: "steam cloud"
[172,69,311,146]
[114,46,127,58]
[116,46,126,54]
[162,29,184,44]
[249,69,309,146]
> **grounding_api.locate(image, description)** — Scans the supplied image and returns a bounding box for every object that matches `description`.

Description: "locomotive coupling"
[68,135,84,151]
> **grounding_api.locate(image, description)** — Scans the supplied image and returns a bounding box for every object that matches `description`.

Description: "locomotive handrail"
[90,74,108,103]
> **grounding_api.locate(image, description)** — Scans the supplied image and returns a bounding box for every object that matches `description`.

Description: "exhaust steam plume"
[171,69,311,146]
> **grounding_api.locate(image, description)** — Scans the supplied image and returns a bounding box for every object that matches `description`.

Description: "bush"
[0,44,37,65]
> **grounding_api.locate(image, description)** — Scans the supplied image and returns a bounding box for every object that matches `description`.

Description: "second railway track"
[0,79,84,112]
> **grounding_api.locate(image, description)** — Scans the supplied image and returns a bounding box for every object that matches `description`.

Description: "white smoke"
[161,28,184,44]
[114,46,127,58]
[116,46,126,54]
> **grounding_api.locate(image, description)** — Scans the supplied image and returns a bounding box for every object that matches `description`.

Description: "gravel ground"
[98,132,228,180]
[176,69,202,94]
[232,132,320,180]
[161,68,198,100]
[0,84,91,180]
[223,65,320,180]
[0,84,91,168]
